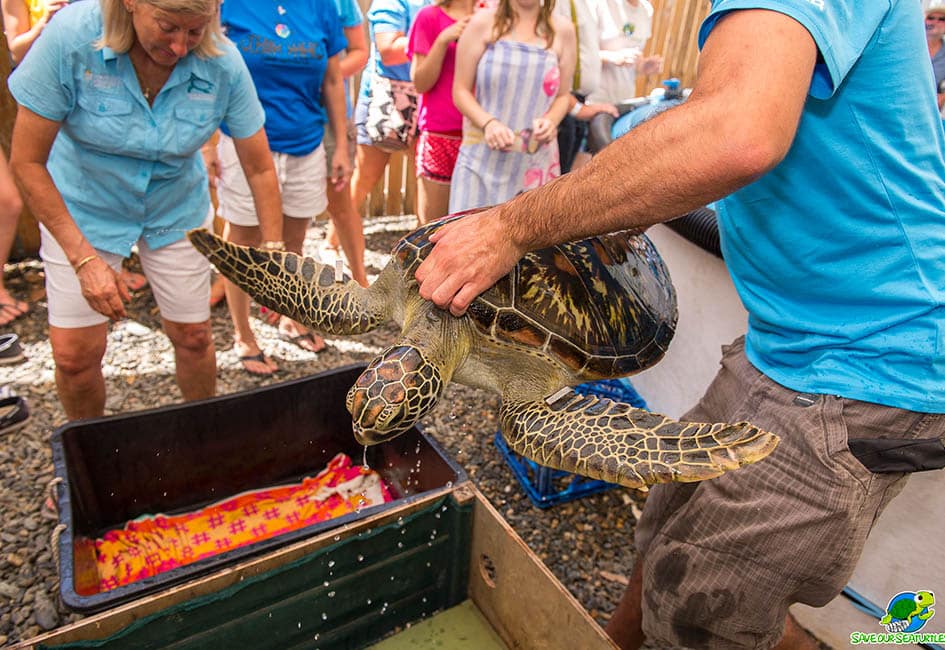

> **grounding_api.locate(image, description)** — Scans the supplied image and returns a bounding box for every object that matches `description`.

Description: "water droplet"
[328,591,336,598]
[328,560,335,568]
[321,612,327,620]
[357,554,364,562]
[323,581,330,587]
[297,622,301,629]
[367,598,372,605]
[333,535,340,541]
[397,542,403,548]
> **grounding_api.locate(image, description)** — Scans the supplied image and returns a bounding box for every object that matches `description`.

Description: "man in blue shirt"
[8,0,283,420]
[413,1,945,647]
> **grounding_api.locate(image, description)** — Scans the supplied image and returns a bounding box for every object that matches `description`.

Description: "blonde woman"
[448,0,575,211]
[8,0,283,419]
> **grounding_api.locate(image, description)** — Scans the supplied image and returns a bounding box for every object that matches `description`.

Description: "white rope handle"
[50,523,67,572]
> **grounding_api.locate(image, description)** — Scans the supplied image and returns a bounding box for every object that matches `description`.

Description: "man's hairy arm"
[416,9,817,315]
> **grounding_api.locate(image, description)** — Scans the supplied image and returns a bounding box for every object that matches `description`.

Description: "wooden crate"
[18,486,615,650]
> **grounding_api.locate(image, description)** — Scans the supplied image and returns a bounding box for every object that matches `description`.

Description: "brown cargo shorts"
[633,336,945,649]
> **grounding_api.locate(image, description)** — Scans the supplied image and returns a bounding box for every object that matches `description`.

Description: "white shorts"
[217,134,328,225]
[41,225,212,329]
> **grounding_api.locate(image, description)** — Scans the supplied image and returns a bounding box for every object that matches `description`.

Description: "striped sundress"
[448,39,561,212]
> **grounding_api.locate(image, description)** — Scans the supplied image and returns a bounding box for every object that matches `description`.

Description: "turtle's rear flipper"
[499,390,779,489]
[188,229,388,335]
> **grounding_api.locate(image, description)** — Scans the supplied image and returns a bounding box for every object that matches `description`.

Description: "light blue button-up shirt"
[8,1,265,255]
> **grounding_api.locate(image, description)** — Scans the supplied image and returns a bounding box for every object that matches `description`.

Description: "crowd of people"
[0,0,660,386]
[3,0,945,648]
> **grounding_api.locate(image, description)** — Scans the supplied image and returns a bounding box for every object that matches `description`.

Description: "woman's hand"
[329,147,352,192]
[532,117,557,144]
[637,54,663,76]
[45,0,69,19]
[77,257,130,321]
[201,141,220,188]
[438,15,471,45]
[484,119,515,150]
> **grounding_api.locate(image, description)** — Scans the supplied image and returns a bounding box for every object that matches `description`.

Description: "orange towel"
[76,453,393,594]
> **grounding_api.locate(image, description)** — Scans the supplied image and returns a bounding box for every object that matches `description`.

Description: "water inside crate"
[369,600,507,649]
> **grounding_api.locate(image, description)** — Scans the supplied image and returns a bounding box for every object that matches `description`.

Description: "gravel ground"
[0,215,825,648]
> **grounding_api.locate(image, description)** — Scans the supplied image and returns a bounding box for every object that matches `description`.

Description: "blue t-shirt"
[7,1,264,255]
[222,0,346,154]
[359,0,428,102]
[701,1,945,412]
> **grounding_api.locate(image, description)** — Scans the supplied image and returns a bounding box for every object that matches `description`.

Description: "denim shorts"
[633,336,944,649]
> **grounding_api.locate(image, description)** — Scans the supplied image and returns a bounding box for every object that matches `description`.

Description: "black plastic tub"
[51,363,466,614]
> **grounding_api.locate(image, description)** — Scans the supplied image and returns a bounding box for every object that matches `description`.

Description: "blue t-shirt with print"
[359,0,428,102]
[701,1,945,412]
[222,0,346,155]
[8,1,264,255]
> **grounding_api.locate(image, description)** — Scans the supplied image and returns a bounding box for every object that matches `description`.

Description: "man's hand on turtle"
[416,207,524,316]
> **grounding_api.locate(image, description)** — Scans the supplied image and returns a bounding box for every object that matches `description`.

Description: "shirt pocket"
[174,105,220,155]
[75,95,134,152]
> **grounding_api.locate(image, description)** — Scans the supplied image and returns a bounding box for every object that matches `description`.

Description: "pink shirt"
[406,5,463,133]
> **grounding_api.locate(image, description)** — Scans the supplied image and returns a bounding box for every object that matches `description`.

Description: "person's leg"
[49,324,108,420]
[774,614,820,650]
[162,319,216,401]
[278,215,326,352]
[417,177,451,225]
[222,221,276,374]
[604,558,645,650]
[327,143,389,249]
[326,182,368,286]
[0,154,26,325]
[141,234,217,399]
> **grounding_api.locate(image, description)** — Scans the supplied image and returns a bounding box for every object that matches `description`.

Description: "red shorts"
[416,130,462,184]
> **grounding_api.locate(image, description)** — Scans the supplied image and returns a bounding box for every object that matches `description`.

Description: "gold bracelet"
[260,240,286,251]
[73,254,98,273]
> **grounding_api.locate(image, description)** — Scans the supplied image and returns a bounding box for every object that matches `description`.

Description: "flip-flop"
[238,351,277,377]
[0,333,25,365]
[0,301,29,327]
[279,330,326,353]
[0,395,30,436]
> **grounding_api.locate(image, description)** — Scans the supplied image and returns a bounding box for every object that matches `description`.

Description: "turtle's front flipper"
[188,229,391,335]
[499,389,778,488]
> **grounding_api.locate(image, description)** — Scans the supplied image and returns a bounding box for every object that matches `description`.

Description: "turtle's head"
[347,345,444,445]
[917,591,935,608]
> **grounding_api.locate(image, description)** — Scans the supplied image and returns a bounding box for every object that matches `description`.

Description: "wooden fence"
[0,0,709,251]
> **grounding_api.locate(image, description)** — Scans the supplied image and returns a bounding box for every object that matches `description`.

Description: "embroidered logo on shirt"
[187,74,214,94]
[84,69,121,91]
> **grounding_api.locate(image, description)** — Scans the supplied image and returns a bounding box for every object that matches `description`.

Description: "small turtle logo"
[880,590,935,633]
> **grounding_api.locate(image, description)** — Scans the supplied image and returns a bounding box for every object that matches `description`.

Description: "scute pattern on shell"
[394,215,678,379]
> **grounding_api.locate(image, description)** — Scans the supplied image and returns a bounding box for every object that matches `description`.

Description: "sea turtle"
[880,591,935,628]
[188,215,778,488]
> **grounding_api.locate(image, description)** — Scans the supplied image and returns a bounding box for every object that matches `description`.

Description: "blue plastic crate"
[494,379,648,508]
